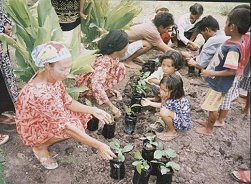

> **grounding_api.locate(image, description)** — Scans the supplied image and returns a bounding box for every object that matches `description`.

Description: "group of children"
[139,4,250,141]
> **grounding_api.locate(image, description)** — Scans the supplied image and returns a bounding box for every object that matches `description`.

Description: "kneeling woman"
[15,41,116,170]
[76,30,128,118]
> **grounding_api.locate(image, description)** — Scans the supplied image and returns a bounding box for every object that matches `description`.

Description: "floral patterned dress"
[162,97,192,130]
[15,73,91,147]
[76,55,126,105]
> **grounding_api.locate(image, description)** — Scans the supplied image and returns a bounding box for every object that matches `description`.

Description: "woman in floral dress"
[76,30,129,118]
[15,41,116,170]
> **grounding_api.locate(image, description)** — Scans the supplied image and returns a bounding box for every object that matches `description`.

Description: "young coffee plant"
[109,138,133,162]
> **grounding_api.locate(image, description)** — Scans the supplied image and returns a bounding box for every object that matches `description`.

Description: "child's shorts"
[201,89,225,111]
[120,40,143,60]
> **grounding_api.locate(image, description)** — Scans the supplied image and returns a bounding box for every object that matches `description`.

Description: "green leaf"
[117,151,125,162]
[165,149,177,158]
[134,151,142,160]
[160,165,170,175]
[166,161,180,171]
[136,163,142,174]
[122,144,133,153]
[154,150,163,160]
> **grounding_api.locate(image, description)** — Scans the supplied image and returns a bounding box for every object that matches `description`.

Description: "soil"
[1,1,250,184]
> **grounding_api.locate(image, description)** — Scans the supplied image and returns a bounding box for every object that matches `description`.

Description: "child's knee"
[159,108,170,117]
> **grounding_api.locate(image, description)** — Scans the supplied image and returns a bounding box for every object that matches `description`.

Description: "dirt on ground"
[1,1,250,184]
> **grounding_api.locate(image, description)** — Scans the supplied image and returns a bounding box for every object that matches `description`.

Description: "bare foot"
[32,147,58,170]
[214,120,225,127]
[0,114,16,124]
[195,127,213,136]
[124,60,141,69]
[156,131,178,141]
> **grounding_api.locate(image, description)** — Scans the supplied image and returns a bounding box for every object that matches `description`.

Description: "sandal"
[0,114,16,125]
[230,170,250,184]
[33,149,58,170]
[0,134,9,145]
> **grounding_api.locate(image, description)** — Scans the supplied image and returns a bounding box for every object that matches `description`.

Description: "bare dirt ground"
[1,1,250,184]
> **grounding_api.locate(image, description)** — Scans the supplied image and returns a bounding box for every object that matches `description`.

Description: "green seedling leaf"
[134,151,142,160]
[166,161,180,171]
[165,148,177,158]
[154,150,163,160]
[122,144,133,153]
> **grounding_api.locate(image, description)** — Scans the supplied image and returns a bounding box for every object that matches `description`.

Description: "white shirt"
[177,13,202,45]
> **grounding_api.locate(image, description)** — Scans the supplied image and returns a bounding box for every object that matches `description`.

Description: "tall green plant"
[81,0,141,49]
[1,0,96,100]
[2,0,94,82]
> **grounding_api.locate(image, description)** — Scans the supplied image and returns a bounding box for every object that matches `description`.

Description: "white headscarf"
[31,41,71,67]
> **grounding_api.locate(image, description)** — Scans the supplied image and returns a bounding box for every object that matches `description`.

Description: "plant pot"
[156,168,173,184]
[124,114,137,134]
[110,160,125,180]
[141,65,151,73]
[147,60,156,74]
[132,167,152,184]
[87,117,99,131]
[102,123,115,139]
[131,92,143,104]
[131,94,142,113]
[151,157,170,176]
[142,145,156,162]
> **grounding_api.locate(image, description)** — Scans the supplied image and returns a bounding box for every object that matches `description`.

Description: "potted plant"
[124,104,140,134]
[85,99,99,131]
[102,112,116,139]
[109,138,134,180]
[140,131,158,161]
[152,148,180,184]
[132,151,152,184]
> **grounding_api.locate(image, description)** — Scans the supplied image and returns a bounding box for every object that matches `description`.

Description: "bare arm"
[156,41,174,53]
[200,69,235,77]
[141,98,161,108]
[148,78,161,85]
[66,100,112,124]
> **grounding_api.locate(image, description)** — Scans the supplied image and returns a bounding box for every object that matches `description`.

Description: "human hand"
[141,98,151,107]
[4,23,12,36]
[110,89,122,101]
[180,51,192,62]
[188,58,196,66]
[97,143,117,160]
[92,107,112,125]
[200,69,215,77]
[80,12,88,19]
[111,105,122,118]
[187,42,199,51]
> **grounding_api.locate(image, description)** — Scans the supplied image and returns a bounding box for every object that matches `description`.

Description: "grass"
[0,149,6,184]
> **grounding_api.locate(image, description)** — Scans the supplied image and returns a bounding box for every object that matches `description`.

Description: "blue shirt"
[205,41,240,93]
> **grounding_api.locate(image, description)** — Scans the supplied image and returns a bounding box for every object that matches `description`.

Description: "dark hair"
[228,8,250,35]
[153,12,174,28]
[189,3,204,15]
[158,50,183,70]
[197,15,219,32]
[232,4,250,10]
[160,74,185,99]
[98,30,128,55]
